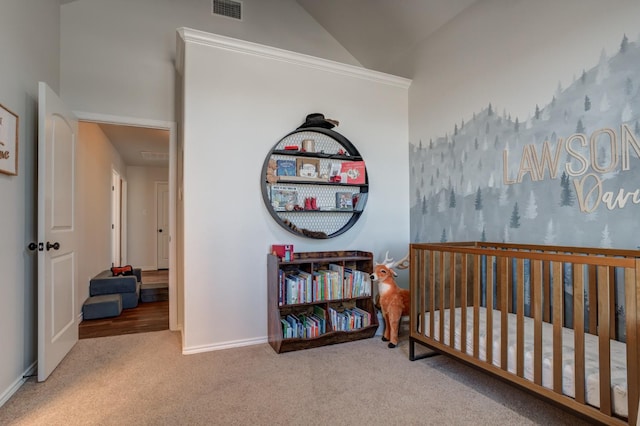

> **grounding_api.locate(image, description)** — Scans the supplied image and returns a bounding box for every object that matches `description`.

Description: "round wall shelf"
[261,127,368,239]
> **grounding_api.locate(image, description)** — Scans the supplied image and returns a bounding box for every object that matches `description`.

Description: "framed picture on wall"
[0,103,18,176]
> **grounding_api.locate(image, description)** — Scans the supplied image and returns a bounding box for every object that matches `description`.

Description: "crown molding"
[177,27,412,89]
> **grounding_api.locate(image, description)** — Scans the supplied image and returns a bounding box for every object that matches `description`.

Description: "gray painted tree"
[510,202,521,228]
[560,172,575,206]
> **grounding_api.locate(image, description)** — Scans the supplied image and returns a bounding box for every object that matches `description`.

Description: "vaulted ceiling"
[62,0,477,165]
[296,0,477,75]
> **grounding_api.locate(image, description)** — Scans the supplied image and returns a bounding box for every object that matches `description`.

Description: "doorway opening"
[75,114,178,338]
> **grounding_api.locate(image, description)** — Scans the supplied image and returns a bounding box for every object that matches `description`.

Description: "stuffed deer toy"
[370,251,410,348]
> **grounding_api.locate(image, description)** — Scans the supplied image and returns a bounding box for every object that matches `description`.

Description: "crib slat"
[473,254,481,359]
[516,258,525,378]
[486,255,494,365]
[588,264,597,334]
[573,263,586,405]
[507,253,514,313]
[439,252,445,344]
[417,248,426,340]
[499,256,509,371]
[552,261,563,394]
[449,252,456,348]
[460,254,468,355]
[532,259,543,386]
[597,265,612,416]
[429,251,435,340]
[609,267,616,338]
[624,263,639,425]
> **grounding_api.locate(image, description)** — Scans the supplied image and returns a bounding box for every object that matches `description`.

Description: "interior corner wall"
[0,0,60,407]
[180,32,410,352]
[406,0,640,248]
[76,122,127,311]
[126,166,169,270]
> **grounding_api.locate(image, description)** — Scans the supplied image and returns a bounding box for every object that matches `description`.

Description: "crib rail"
[409,242,640,425]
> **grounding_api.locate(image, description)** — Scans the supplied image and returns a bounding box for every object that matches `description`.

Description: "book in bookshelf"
[352,192,368,211]
[335,191,354,210]
[296,158,320,178]
[270,185,298,211]
[340,161,366,184]
[276,159,297,177]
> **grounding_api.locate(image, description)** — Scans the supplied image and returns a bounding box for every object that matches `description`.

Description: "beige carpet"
[0,331,592,425]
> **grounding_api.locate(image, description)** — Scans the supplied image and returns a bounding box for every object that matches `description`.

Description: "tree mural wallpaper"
[410,34,640,251]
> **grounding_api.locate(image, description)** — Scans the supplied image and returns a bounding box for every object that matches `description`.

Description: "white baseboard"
[182,336,267,355]
[0,362,37,408]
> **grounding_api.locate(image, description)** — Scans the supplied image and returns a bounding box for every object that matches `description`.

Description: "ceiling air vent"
[212,0,242,20]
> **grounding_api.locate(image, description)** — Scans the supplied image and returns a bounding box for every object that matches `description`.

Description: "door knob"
[158,229,163,233]
[46,241,60,251]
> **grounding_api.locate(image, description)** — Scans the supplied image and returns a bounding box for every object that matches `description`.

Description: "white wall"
[60,0,361,123]
[180,30,410,352]
[76,122,127,308]
[126,166,169,270]
[0,0,60,407]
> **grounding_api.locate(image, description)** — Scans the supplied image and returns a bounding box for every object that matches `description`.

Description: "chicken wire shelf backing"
[261,127,368,239]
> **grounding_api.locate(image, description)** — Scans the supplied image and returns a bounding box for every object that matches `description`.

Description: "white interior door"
[157,182,169,269]
[37,82,79,382]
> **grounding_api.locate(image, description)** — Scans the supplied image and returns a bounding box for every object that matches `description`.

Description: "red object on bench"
[111,265,134,276]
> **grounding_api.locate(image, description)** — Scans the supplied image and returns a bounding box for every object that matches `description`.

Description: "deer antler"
[380,251,395,268]
[393,252,410,270]
[378,250,410,270]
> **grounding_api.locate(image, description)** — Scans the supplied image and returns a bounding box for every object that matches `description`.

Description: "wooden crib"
[408,242,640,425]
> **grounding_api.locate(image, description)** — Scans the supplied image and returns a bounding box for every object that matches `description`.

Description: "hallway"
[79,270,169,339]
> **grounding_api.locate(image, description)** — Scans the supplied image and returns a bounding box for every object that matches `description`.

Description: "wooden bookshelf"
[267,250,378,353]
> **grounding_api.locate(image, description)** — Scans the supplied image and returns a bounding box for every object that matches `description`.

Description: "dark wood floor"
[79,270,169,339]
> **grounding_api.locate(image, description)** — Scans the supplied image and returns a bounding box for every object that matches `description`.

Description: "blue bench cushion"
[82,294,122,320]
[90,270,137,295]
[89,269,142,309]
[121,282,141,309]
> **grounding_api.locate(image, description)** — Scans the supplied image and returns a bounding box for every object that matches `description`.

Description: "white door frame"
[155,181,169,269]
[74,112,179,332]
[121,179,128,265]
[111,169,122,267]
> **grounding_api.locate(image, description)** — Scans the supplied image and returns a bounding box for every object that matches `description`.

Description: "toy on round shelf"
[303,197,318,210]
[266,159,279,184]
